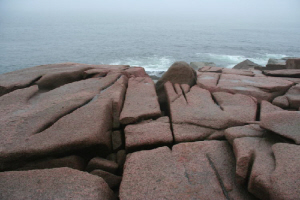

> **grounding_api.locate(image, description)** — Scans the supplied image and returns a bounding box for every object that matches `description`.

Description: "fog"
[1,0,299,23]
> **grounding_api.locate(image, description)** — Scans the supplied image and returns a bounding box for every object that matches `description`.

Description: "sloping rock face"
[233,59,262,70]
[0,167,116,200]
[0,62,300,200]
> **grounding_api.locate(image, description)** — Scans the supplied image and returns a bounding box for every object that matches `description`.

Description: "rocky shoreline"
[0,60,299,199]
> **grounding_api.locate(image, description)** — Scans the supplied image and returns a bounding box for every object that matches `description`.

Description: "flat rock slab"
[197,73,293,102]
[120,77,161,124]
[260,110,300,144]
[120,142,256,200]
[165,82,257,130]
[224,124,266,145]
[0,167,115,200]
[124,117,173,152]
[263,69,300,78]
[173,123,225,143]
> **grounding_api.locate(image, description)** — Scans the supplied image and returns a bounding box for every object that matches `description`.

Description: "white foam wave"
[195,53,289,68]
[110,56,173,71]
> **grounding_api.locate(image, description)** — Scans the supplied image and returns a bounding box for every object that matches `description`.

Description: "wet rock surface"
[0,62,299,199]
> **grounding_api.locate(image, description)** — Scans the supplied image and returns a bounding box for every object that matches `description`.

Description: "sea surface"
[0,12,299,74]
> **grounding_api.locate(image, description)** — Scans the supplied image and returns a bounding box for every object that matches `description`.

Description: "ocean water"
[0,12,299,74]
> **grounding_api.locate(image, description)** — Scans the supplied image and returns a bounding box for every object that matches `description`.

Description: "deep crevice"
[206,154,230,200]
[211,93,224,111]
[180,85,188,104]
[255,102,261,121]
[216,74,221,86]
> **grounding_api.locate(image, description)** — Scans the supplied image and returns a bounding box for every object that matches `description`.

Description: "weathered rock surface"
[120,142,256,200]
[166,82,257,130]
[197,73,293,102]
[0,167,116,200]
[270,143,300,200]
[0,73,124,170]
[1,62,300,199]
[260,110,300,144]
[120,77,161,124]
[124,117,173,152]
[0,63,128,96]
[273,84,300,109]
[224,124,266,145]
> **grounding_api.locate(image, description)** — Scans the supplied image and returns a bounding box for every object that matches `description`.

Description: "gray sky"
[1,0,300,22]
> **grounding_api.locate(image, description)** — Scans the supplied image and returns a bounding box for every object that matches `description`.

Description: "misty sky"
[1,0,299,23]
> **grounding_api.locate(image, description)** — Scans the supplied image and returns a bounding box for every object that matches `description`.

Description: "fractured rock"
[260,110,300,144]
[0,73,121,170]
[273,84,300,109]
[120,142,255,200]
[0,167,115,200]
[197,73,293,102]
[166,83,257,130]
[120,77,161,124]
[124,117,173,152]
[224,124,266,145]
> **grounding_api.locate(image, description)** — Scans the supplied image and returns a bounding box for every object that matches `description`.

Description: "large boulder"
[0,167,116,200]
[155,61,197,109]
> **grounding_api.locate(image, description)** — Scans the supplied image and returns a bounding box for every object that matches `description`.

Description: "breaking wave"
[195,53,289,68]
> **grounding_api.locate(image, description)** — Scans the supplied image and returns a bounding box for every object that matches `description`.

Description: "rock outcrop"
[0,62,299,200]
